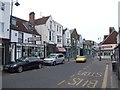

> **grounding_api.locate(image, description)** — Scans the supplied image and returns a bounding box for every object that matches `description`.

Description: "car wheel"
[38,63,42,69]
[53,62,56,66]
[17,66,23,73]
[62,60,65,64]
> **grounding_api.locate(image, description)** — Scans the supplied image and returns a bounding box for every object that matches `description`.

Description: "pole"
[9,0,13,42]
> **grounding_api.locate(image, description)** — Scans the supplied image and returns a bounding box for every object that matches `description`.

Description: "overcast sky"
[12,0,119,42]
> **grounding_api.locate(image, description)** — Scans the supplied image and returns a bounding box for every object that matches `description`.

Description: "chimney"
[109,27,114,34]
[29,12,35,26]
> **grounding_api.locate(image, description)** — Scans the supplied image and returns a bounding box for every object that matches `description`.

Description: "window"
[0,22,4,32]
[50,21,52,29]
[57,25,58,31]
[18,32,23,43]
[0,2,5,11]
[24,22,32,30]
[49,31,51,41]
[57,36,62,43]
[67,39,70,44]
[15,33,17,36]
[12,17,17,25]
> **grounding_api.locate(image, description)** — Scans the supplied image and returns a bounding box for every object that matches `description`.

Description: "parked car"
[76,56,87,63]
[3,56,44,73]
[43,53,65,66]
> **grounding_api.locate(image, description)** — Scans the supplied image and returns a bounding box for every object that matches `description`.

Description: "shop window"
[12,17,17,25]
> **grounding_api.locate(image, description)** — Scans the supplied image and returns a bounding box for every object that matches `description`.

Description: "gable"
[35,16,50,25]
[102,31,118,44]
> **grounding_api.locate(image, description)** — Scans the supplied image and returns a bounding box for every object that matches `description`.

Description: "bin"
[112,61,117,72]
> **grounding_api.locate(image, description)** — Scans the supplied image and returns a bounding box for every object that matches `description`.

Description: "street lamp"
[98,37,101,61]
[9,0,20,41]
[9,0,20,62]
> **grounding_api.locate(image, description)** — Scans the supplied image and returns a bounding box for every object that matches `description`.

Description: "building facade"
[0,0,10,65]
[35,13,66,57]
[9,15,42,63]
[99,27,118,59]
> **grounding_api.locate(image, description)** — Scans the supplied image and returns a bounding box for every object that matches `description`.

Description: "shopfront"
[10,42,44,62]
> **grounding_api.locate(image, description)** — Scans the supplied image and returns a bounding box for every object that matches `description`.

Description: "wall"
[0,1,10,39]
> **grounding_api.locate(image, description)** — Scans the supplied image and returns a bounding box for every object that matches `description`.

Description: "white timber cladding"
[23,33,32,43]
[11,30,18,42]
[0,0,10,39]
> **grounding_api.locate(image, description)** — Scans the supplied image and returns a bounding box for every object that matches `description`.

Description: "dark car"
[3,56,44,73]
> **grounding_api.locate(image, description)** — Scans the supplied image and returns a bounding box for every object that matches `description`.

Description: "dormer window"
[24,22,33,30]
[11,17,17,25]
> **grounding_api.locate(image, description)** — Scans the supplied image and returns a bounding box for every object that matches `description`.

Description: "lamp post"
[9,0,20,42]
[9,0,20,62]
[98,37,101,61]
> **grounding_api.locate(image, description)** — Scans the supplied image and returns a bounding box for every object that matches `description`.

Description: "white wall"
[35,25,48,44]
[23,33,32,43]
[11,30,18,42]
[64,29,71,46]
[0,0,10,39]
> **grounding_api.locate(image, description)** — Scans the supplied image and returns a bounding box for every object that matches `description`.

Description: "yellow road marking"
[101,64,109,88]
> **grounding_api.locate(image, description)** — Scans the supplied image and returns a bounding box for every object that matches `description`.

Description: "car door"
[23,57,33,70]
[25,57,37,69]
[57,55,62,63]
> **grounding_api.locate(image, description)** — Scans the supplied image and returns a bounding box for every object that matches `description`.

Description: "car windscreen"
[77,56,85,58]
[48,55,57,58]
[16,56,27,61]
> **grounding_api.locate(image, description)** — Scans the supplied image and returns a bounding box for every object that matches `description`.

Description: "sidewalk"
[95,58,119,88]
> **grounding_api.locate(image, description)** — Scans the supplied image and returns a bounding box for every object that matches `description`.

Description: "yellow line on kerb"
[101,64,109,88]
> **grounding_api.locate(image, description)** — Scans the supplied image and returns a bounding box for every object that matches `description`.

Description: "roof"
[101,30,118,44]
[35,16,50,25]
[11,16,40,36]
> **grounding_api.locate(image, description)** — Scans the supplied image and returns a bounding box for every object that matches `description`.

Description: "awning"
[56,47,66,52]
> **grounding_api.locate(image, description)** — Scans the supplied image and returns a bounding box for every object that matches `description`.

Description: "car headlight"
[11,64,17,67]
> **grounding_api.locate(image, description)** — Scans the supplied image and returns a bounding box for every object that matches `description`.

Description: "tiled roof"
[35,16,50,25]
[11,16,40,36]
[101,30,118,44]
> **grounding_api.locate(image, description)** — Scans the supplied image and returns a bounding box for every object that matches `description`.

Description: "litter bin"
[112,61,117,72]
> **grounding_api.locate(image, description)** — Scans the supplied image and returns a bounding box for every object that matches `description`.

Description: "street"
[2,56,118,88]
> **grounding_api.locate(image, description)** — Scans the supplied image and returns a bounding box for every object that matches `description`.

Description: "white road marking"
[70,74,75,78]
[101,64,109,88]
[57,80,65,85]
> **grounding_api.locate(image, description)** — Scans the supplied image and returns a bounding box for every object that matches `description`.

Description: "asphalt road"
[2,57,118,88]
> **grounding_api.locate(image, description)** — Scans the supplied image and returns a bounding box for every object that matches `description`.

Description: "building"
[34,13,66,57]
[0,0,10,65]
[9,15,42,63]
[99,27,118,59]
[83,40,95,56]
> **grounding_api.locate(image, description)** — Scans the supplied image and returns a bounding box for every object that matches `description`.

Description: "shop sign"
[28,37,40,42]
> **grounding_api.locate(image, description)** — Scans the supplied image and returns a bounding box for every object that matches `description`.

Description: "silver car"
[43,53,65,66]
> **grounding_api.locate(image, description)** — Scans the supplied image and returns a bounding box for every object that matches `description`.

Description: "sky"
[11,0,119,42]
